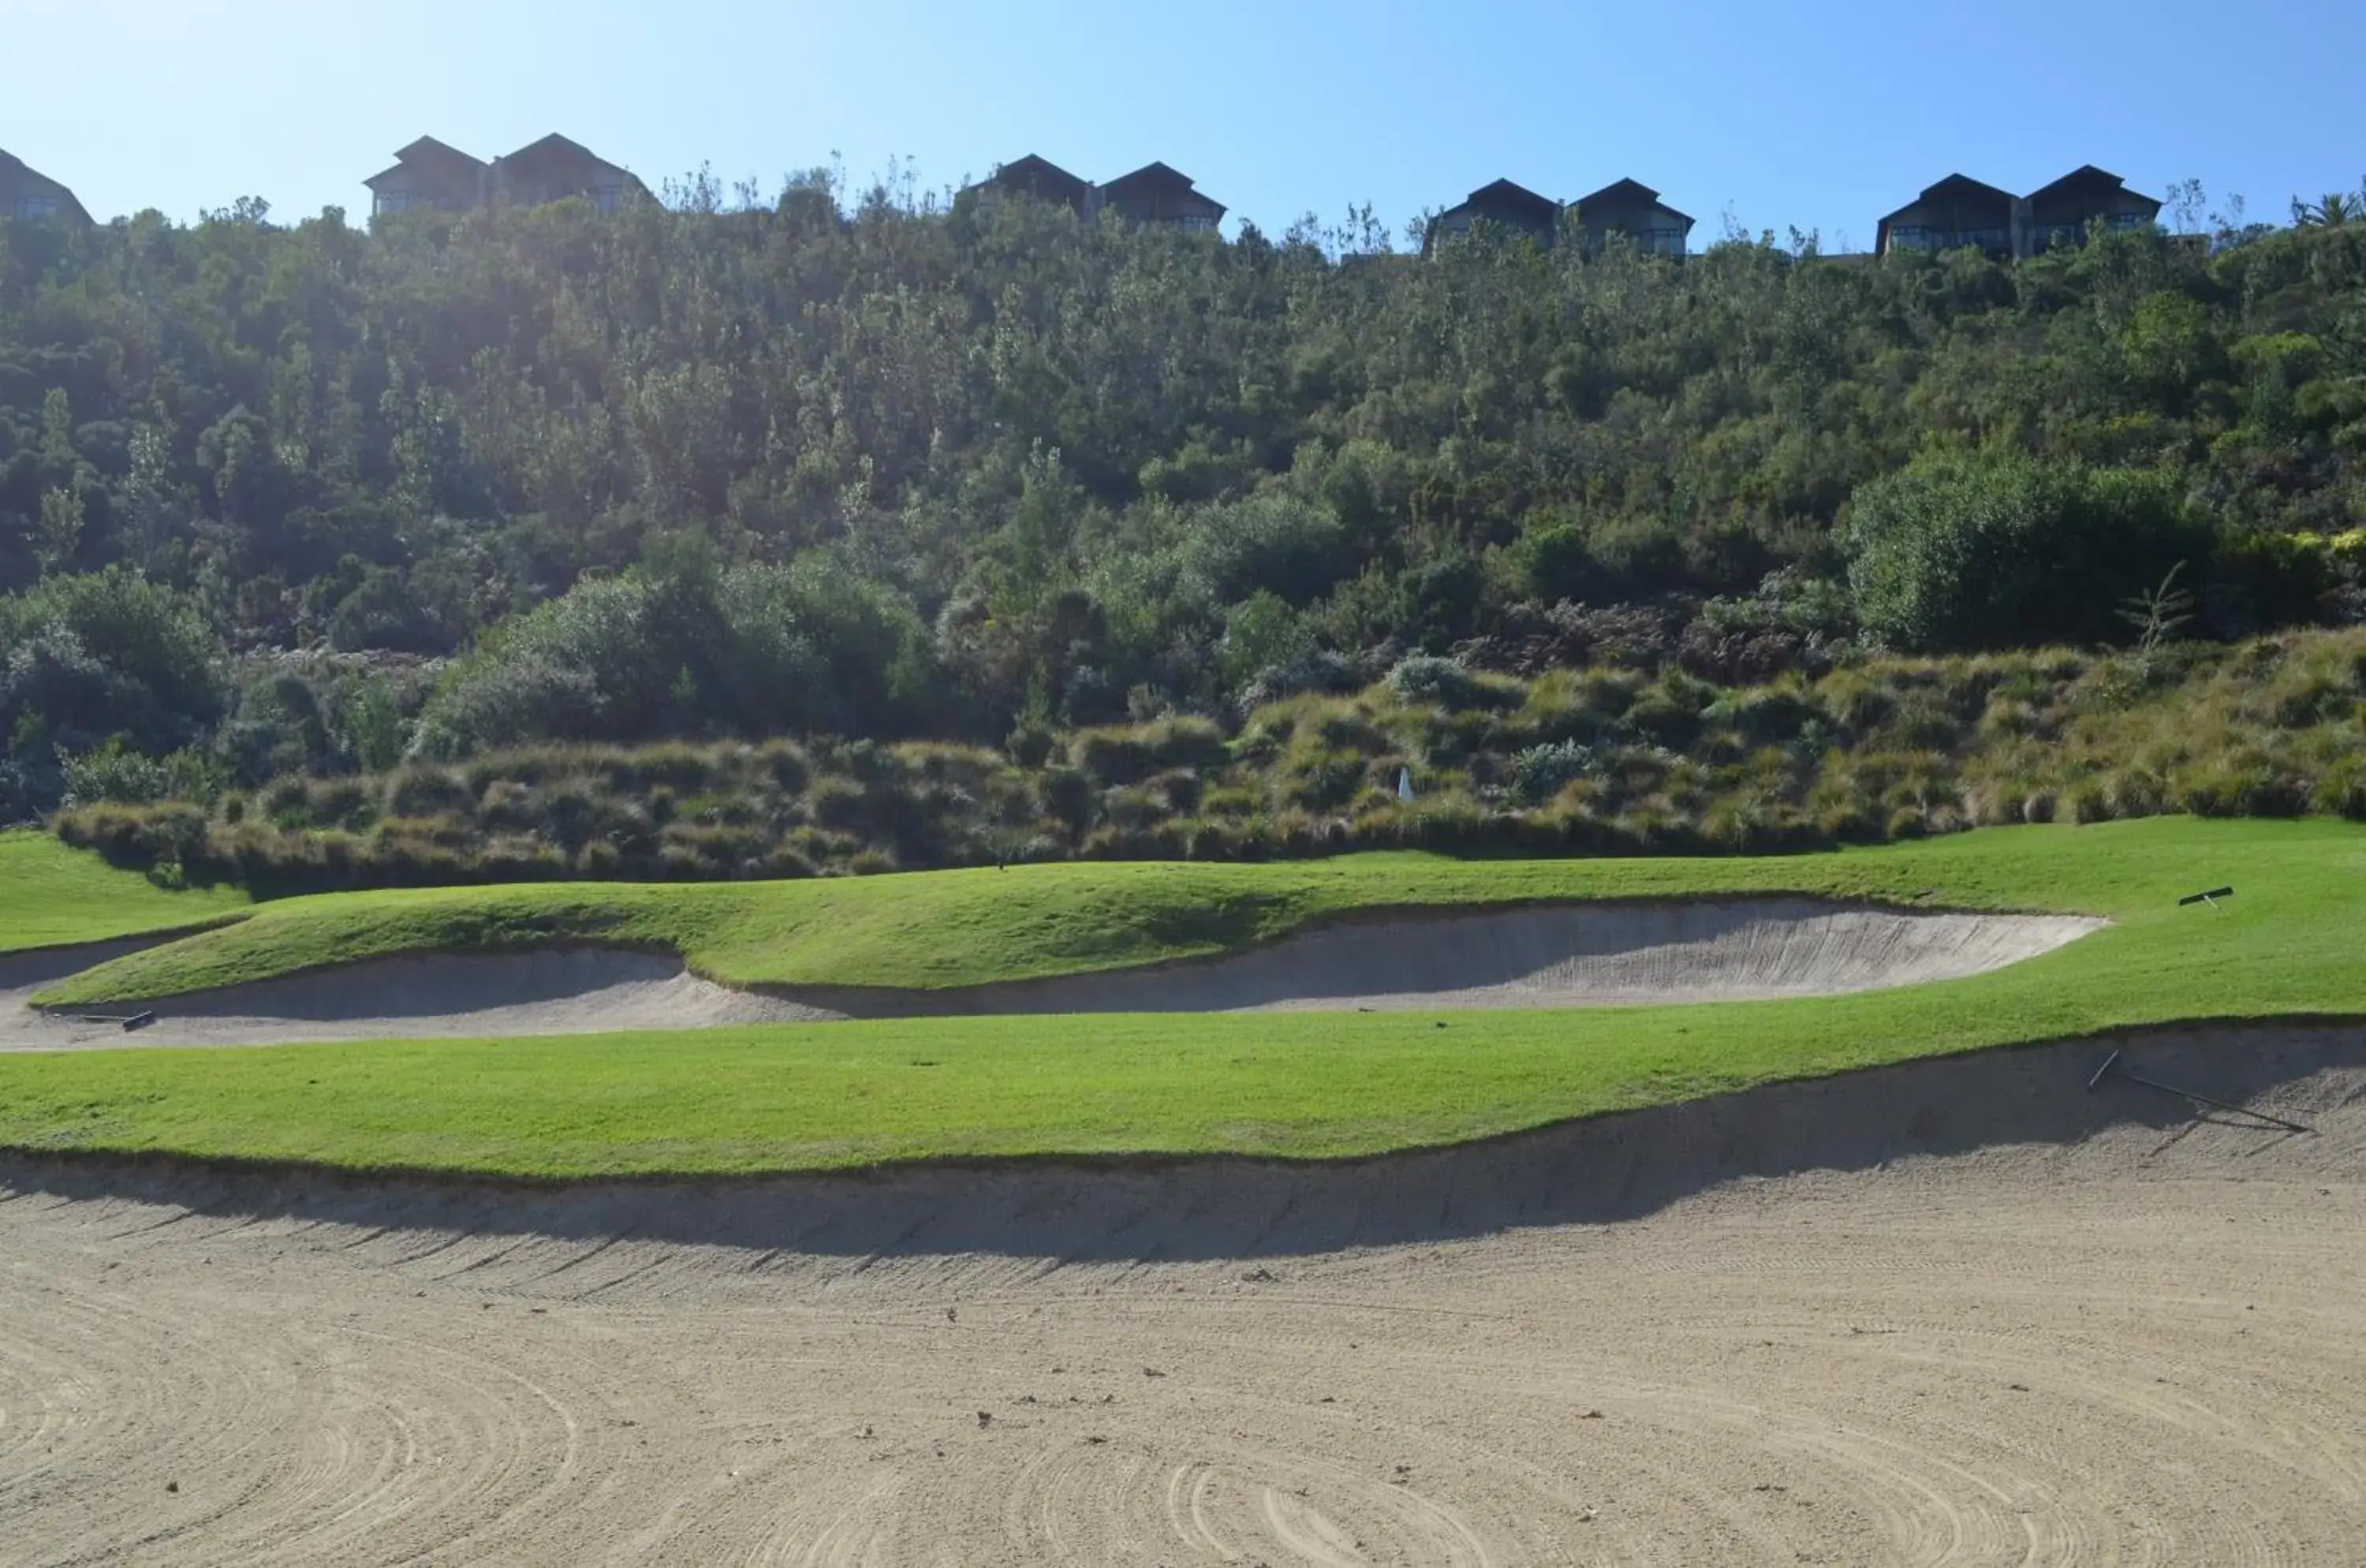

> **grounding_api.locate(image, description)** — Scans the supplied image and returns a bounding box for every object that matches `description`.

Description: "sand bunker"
[2,1026,2359,1564]
[0,946,827,1051]
[2,900,2103,1047]
[795,899,2107,1017]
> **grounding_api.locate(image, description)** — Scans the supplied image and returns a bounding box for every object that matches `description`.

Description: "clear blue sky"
[13,0,2364,248]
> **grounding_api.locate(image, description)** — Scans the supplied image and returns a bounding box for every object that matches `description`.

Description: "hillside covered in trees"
[3,177,2364,864]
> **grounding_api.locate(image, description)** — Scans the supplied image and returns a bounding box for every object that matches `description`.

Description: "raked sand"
[0,1025,2360,1564]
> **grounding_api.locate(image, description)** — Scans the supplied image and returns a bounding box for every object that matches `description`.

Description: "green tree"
[1844,454,2202,652]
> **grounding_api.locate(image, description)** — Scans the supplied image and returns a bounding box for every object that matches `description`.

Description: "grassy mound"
[0,831,249,954]
[0,818,2359,1178]
[22,815,2266,1005]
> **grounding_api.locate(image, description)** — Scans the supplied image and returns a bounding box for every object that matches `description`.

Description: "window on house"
[1175,214,1215,233]
[374,191,413,215]
[592,184,624,213]
[1641,226,1685,255]
[2108,211,2151,231]
[13,196,60,219]
[1888,225,1937,251]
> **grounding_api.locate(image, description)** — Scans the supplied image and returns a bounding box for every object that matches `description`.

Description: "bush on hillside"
[1844,454,2204,652]
[409,547,938,759]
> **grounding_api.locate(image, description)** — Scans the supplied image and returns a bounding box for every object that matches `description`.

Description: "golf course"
[0,815,2358,1176]
[5,814,2364,1563]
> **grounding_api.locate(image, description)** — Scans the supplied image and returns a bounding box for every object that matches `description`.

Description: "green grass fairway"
[0,817,2360,1178]
[0,831,249,954]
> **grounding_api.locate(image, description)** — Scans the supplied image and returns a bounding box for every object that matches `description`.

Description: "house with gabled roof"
[963,155,1094,215]
[1096,162,1225,233]
[488,133,647,212]
[2024,166,2161,252]
[1427,179,1562,251]
[367,133,646,217]
[1570,179,1693,255]
[1879,167,2159,258]
[1877,174,2017,257]
[0,148,93,226]
[364,137,489,216]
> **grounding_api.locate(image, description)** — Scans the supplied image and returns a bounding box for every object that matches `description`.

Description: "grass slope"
[25,815,2298,1004]
[0,831,249,954]
[0,818,2360,1178]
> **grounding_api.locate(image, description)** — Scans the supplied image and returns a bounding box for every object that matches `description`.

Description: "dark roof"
[494,133,602,177]
[491,134,649,198]
[1453,178,1559,218]
[1098,162,1226,222]
[966,154,1092,200]
[1879,173,2017,223]
[2026,164,2161,212]
[394,136,487,170]
[0,148,94,224]
[366,136,487,192]
[1099,161,1198,196]
[1573,177,1694,226]
[1575,177,1659,206]
[993,154,1082,183]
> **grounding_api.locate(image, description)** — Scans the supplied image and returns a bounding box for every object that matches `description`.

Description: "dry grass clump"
[55,629,2366,890]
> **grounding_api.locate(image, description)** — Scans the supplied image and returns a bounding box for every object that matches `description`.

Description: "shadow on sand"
[2,1025,2357,1262]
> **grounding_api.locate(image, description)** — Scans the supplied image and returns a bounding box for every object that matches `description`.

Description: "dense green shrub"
[1845,454,2204,652]
[409,551,938,759]
[0,570,228,767]
[1510,741,1597,804]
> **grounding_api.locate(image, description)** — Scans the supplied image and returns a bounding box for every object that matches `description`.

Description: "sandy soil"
[2,1026,2361,1564]
[1,901,2103,1049]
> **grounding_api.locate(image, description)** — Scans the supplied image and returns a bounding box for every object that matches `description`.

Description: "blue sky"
[13,0,2364,248]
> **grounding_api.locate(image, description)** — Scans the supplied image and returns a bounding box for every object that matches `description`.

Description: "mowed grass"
[0,830,249,954]
[29,813,2333,1004]
[0,817,2360,1178]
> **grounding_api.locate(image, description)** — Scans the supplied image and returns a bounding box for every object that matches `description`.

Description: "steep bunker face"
[831,899,2108,1017]
[6,900,2106,1048]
